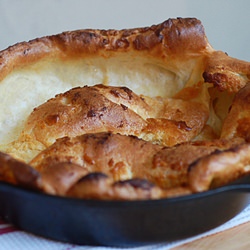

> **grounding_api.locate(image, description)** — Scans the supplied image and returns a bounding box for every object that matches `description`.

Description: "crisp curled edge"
[0,18,249,92]
[0,133,249,200]
[0,18,209,81]
[203,51,250,93]
[189,143,250,192]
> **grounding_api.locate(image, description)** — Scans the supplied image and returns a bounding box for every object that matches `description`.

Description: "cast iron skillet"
[0,175,250,247]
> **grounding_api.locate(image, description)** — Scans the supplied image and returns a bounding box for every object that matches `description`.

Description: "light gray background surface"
[0,0,249,61]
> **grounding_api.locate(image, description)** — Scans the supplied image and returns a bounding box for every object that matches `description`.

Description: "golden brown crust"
[41,162,88,195]
[203,51,250,92]
[30,132,162,176]
[24,85,148,147]
[189,143,250,192]
[67,173,164,200]
[0,151,42,189]
[14,83,209,159]
[0,132,248,200]
[27,132,246,199]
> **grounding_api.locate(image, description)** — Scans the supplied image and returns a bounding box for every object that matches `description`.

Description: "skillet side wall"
[0,183,249,247]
